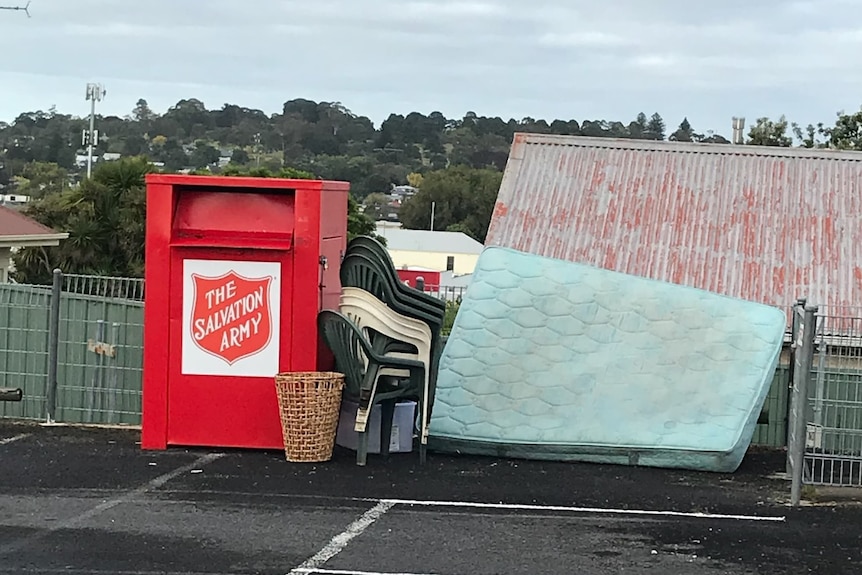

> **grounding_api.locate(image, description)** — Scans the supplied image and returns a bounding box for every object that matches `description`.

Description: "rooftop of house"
[0,205,69,247]
[375,224,484,255]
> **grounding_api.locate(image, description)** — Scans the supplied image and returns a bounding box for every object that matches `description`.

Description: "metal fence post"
[789,303,818,506]
[45,268,62,423]
[786,297,806,474]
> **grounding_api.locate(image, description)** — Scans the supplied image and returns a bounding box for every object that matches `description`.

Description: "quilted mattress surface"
[428,247,787,472]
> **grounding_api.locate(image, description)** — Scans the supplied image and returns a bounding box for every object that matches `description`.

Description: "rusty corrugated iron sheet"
[487,133,862,313]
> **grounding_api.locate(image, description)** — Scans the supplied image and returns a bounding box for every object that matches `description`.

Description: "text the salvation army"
[193,280,266,352]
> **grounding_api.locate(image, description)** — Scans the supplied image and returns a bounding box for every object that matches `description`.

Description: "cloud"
[0,0,861,136]
[538,31,633,48]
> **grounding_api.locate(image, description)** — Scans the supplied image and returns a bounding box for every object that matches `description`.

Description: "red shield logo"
[189,271,274,365]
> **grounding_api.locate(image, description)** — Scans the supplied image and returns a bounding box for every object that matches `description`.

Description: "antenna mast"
[0,2,31,16]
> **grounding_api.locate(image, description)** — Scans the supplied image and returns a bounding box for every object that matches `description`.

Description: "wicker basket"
[274,371,345,462]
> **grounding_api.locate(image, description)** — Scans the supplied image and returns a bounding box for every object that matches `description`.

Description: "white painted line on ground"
[289,501,396,575]
[0,452,225,555]
[383,498,786,522]
[0,433,31,445]
[293,569,438,575]
[0,569,236,575]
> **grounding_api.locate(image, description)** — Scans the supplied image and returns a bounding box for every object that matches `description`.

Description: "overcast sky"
[2,0,862,137]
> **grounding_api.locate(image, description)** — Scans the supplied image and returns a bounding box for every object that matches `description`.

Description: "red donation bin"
[141,174,349,450]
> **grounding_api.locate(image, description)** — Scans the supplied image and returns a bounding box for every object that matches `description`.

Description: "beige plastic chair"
[339,287,433,448]
[340,287,432,365]
[339,287,433,393]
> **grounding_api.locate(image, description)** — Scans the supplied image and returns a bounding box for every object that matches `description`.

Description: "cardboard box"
[336,399,416,454]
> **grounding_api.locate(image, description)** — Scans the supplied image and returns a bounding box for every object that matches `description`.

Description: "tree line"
[8,97,861,199]
[3,97,862,283]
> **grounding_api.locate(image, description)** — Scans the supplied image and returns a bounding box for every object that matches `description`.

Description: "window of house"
[446,256,454,271]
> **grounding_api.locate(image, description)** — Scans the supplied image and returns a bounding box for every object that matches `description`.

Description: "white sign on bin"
[181,259,281,378]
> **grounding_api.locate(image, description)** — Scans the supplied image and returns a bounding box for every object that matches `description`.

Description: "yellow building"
[374,223,483,275]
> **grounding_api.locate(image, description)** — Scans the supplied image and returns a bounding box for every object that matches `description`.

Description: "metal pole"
[86,96,96,178]
[85,83,105,179]
[430,201,435,231]
[785,297,806,472]
[790,303,818,506]
[45,268,62,423]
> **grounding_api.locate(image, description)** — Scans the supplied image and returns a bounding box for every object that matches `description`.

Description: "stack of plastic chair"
[335,235,446,464]
[317,309,428,466]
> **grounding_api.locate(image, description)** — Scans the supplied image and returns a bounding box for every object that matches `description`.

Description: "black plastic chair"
[347,236,446,314]
[340,251,445,426]
[341,251,444,323]
[318,310,428,465]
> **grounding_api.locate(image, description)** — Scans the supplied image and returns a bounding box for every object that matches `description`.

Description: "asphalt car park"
[1,420,860,575]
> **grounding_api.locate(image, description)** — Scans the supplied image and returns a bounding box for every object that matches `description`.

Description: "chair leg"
[357,429,370,466]
[419,391,429,466]
[379,400,396,460]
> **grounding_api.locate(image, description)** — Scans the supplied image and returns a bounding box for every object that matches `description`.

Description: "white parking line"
[293,570,438,575]
[383,498,786,522]
[0,452,225,555]
[289,501,396,575]
[0,433,31,445]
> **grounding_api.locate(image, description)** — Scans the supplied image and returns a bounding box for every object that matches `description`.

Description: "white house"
[374,223,483,275]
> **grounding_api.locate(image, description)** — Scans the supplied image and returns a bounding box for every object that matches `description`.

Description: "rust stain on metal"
[492,201,509,218]
[487,133,862,315]
[87,339,116,358]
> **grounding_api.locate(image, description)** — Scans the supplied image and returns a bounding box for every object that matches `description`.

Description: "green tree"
[792,122,828,149]
[11,161,68,199]
[189,142,220,169]
[747,116,792,147]
[12,156,154,283]
[348,194,380,243]
[823,108,862,150]
[628,113,649,139]
[669,118,703,142]
[398,165,503,242]
[230,148,250,164]
[645,113,666,140]
[362,192,391,221]
[132,98,156,123]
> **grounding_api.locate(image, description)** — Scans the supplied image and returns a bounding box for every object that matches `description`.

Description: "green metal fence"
[0,275,817,449]
[0,274,144,426]
[0,284,51,420]
[751,365,791,448]
[55,293,144,425]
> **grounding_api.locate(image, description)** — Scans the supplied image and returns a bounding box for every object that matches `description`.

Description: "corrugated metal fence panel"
[488,134,862,313]
[0,284,49,420]
[55,294,144,425]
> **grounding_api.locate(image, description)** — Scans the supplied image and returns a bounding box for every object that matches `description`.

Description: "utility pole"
[0,1,31,16]
[83,83,106,179]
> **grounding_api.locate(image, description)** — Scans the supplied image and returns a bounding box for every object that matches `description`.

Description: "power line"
[0,1,31,17]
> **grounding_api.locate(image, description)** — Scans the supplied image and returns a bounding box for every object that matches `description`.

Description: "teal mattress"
[428,247,787,472]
